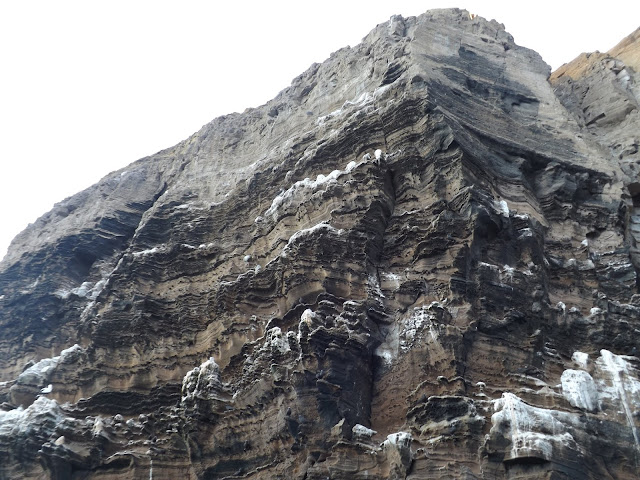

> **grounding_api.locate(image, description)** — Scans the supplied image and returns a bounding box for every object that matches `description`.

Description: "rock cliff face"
[1,9,640,479]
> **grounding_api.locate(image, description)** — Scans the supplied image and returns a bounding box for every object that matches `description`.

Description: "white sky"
[1,1,638,260]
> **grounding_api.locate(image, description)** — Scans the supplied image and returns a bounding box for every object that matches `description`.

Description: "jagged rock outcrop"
[1,8,640,479]
[551,28,640,288]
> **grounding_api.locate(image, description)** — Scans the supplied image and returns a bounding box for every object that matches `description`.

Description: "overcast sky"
[1,1,638,260]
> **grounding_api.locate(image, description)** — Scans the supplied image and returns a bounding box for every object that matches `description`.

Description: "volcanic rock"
[1,8,640,479]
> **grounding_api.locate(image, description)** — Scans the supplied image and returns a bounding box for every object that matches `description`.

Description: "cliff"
[1,8,640,479]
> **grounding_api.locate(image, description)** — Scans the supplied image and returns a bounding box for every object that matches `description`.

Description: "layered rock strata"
[1,9,640,479]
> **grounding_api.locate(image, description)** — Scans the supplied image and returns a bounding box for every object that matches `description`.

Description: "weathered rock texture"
[1,9,640,479]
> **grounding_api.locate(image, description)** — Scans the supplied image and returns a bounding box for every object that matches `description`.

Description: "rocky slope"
[1,8,640,479]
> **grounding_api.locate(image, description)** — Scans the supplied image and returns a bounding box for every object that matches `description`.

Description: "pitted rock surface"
[1,9,640,479]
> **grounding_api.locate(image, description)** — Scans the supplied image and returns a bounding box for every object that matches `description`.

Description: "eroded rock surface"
[1,8,640,479]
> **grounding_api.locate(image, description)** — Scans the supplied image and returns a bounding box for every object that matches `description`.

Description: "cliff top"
[550,26,640,82]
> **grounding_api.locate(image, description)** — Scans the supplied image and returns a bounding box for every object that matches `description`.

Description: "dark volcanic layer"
[1,9,640,480]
